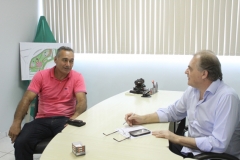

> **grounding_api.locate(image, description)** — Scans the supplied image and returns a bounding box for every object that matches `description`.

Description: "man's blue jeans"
[14,116,69,160]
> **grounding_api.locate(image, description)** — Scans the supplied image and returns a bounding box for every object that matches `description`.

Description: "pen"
[123,113,135,125]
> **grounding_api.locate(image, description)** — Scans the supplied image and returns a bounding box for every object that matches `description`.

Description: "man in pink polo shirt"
[8,46,87,160]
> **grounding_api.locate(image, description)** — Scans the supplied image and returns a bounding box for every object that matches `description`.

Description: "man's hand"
[8,90,37,143]
[8,123,21,143]
[152,130,198,149]
[124,112,160,126]
[124,113,144,126]
[152,130,176,141]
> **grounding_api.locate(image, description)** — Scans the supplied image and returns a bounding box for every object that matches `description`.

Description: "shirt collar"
[206,79,221,95]
[50,66,72,80]
[193,79,221,96]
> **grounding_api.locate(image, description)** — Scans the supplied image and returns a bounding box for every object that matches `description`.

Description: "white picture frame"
[20,42,71,80]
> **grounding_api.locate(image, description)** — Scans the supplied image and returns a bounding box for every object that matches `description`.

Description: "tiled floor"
[0,133,41,160]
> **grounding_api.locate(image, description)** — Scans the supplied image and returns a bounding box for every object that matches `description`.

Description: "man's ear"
[202,70,208,79]
[54,56,57,63]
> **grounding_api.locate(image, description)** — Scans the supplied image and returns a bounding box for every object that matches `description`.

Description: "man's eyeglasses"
[113,136,131,142]
[103,129,131,142]
[103,130,118,136]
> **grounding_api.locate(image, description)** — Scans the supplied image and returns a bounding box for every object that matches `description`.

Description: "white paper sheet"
[117,125,151,139]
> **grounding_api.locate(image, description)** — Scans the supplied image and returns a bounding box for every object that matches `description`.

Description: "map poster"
[20,42,71,80]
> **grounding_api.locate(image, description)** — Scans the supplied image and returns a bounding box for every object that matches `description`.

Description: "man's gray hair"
[194,50,223,81]
[56,46,74,57]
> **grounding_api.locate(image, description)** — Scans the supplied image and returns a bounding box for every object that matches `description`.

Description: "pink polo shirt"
[28,66,87,118]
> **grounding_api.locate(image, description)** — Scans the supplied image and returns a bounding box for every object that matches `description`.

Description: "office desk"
[40,90,184,160]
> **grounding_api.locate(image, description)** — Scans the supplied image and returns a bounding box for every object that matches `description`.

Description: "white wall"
[0,0,40,133]
[74,54,240,109]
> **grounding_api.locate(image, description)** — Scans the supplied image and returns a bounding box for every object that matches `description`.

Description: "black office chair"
[175,118,239,160]
[33,96,53,154]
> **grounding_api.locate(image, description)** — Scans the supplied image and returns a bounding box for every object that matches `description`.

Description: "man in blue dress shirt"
[125,50,240,159]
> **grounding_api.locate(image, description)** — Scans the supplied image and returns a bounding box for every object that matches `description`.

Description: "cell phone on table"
[129,129,151,137]
[67,119,86,127]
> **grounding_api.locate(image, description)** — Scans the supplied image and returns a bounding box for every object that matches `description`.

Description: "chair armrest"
[194,152,239,160]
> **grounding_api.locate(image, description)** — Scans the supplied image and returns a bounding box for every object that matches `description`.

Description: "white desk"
[40,90,184,160]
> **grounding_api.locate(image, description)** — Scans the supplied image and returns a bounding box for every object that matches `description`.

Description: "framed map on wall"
[20,42,71,80]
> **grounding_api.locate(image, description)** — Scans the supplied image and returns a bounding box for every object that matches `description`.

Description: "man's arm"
[143,112,160,123]
[8,90,37,143]
[194,94,240,153]
[152,130,198,149]
[125,112,160,126]
[153,93,240,152]
[70,92,87,119]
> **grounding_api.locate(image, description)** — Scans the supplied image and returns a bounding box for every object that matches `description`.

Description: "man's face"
[54,50,74,75]
[185,56,204,88]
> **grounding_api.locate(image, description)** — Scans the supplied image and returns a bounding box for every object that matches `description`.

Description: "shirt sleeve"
[74,73,87,94]
[27,71,43,94]
[195,93,240,153]
[156,88,189,122]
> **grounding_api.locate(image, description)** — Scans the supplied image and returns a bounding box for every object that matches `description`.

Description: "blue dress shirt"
[156,80,240,158]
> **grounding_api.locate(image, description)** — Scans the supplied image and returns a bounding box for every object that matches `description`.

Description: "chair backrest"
[175,118,186,136]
